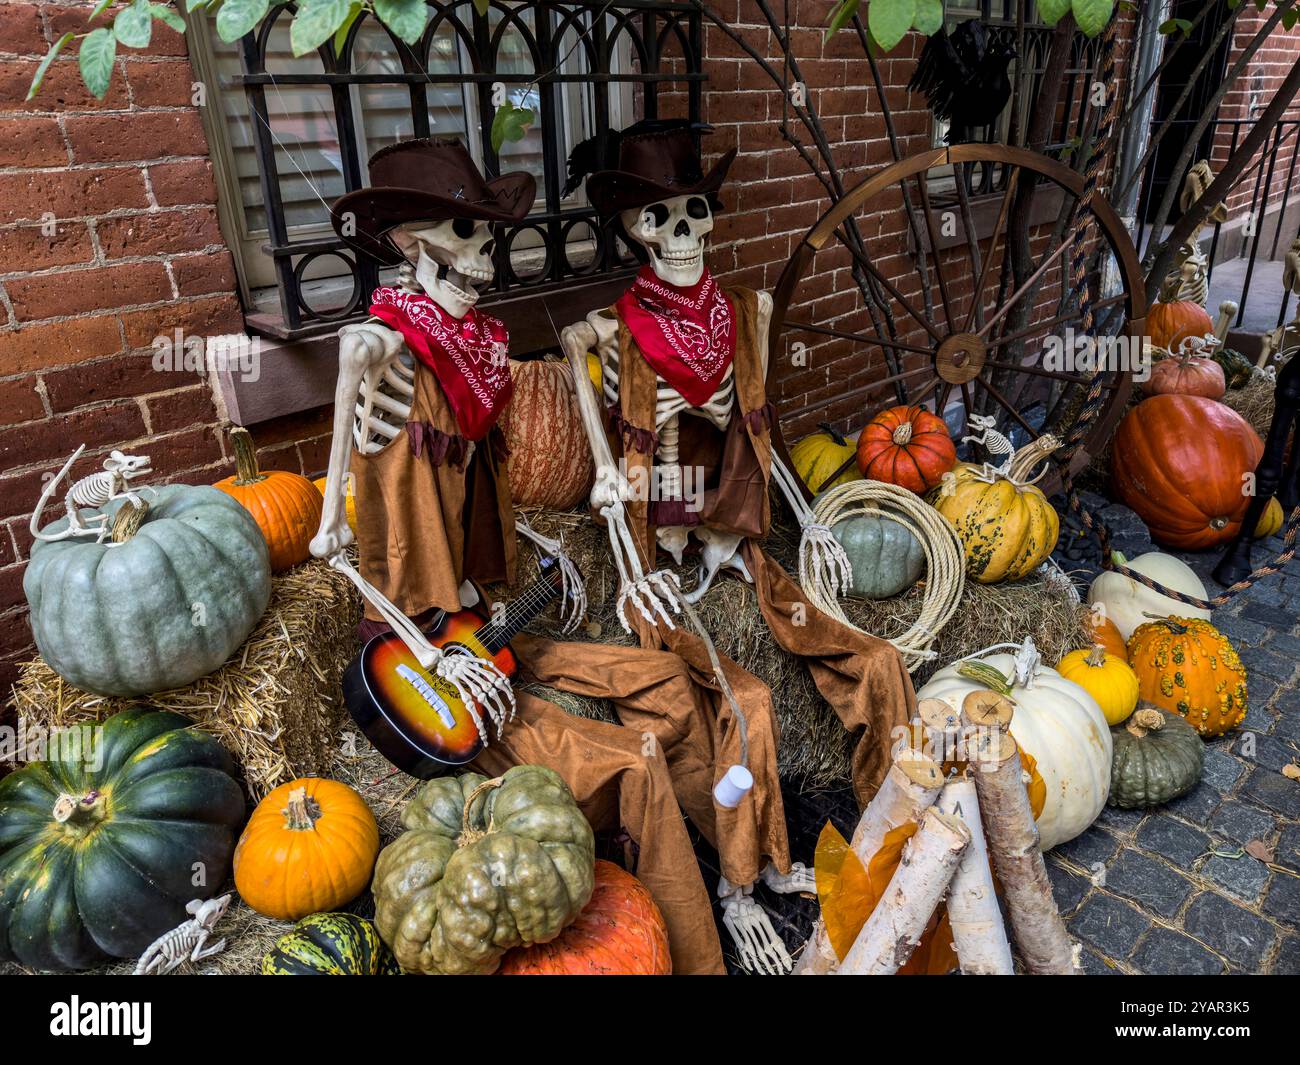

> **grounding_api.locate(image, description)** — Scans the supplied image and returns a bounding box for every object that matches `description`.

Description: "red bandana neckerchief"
[369,286,512,442]
[615,266,735,407]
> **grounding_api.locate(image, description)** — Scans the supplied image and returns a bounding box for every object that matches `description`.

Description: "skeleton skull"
[390,218,495,319]
[621,194,713,288]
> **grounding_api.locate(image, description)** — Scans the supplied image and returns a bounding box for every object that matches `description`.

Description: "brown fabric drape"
[516,633,791,890]
[743,541,917,806]
[350,361,516,619]
[469,689,726,974]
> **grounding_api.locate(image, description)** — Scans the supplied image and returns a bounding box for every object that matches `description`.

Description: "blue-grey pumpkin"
[829,513,925,600]
[24,484,271,697]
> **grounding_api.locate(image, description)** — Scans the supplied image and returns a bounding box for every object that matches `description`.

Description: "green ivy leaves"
[78,27,116,99]
[216,0,270,42]
[1037,0,1116,37]
[823,0,949,50]
[491,101,535,153]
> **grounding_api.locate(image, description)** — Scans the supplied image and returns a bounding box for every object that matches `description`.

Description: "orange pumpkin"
[215,427,323,571]
[1111,395,1263,549]
[1142,353,1225,399]
[496,861,671,975]
[234,778,379,921]
[501,359,595,509]
[1087,611,1129,661]
[1147,297,1214,354]
[1126,617,1247,739]
[856,405,956,494]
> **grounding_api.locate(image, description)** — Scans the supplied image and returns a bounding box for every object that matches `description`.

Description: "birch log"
[795,749,943,975]
[917,697,962,765]
[836,807,970,975]
[935,776,1015,975]
[967,726,1077,974]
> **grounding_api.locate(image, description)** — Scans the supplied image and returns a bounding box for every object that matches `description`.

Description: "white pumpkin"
[1087,550,1211,640]
[917,642,1112,851]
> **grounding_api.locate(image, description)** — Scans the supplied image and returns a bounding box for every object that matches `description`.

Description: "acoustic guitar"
[343,560,565,777]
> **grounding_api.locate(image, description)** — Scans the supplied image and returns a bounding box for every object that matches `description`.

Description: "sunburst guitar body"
[343,561,564,777]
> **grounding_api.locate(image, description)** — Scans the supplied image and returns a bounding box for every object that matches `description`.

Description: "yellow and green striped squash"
[262,913,401,976]
[931,461,1060,583]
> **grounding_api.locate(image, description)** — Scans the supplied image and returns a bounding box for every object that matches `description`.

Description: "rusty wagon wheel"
[768,144,1148,497]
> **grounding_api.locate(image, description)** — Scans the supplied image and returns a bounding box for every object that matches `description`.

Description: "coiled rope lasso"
[801,479,965,671]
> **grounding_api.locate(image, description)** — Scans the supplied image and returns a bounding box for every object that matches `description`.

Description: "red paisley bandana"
[615,266,735,407]
[369,287,512,442]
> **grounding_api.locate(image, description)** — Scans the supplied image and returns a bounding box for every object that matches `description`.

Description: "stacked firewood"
[796,692,1078,976]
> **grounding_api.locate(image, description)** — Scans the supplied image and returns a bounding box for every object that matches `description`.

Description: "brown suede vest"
[605,287,775,571]
[351,360,516,620]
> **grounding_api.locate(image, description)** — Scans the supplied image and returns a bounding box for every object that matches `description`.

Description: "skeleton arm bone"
[514,517,587,632]
[769,451,853,599]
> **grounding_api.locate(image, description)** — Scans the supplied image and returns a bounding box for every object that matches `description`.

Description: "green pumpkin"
[262,913,401,975]
[0,706,245,970]
[828,512,925,599]
[25,484,271,696]
[1108,704,1204,809]
[1212,347,1254,389]
[372,765,595,976]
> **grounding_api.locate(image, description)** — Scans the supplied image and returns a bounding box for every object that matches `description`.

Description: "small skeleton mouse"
[133,894,232,975]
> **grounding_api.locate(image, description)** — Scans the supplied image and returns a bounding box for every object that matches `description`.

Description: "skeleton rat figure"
[550,121,918,973]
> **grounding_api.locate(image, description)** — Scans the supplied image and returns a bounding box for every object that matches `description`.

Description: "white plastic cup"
[713,764,754,809]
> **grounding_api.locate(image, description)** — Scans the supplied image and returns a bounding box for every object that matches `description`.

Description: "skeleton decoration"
[30,444,153,545]
[960,413,1014,482]
[133,894,232,975]
[559,121,837,972]
[313,139,585,744]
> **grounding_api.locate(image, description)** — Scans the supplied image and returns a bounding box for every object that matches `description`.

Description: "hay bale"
[1221,368,1278,438]
[511,508,1091,790]
[6,557,360,801]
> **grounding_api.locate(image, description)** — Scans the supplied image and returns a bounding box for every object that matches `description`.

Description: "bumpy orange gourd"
[1056,645,1140,726]
[1087,612,1129,661]
[1147,297,1214,354]
[856,405,956,494]
[234,778,379,921]
[1126,617,1247,738]
[215,427,323,571]
[496,860,671,975]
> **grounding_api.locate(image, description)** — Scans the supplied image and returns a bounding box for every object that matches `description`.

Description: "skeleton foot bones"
[717,863,814,975]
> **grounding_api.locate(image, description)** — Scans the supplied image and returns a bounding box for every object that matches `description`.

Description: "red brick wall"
[0,2,329,700]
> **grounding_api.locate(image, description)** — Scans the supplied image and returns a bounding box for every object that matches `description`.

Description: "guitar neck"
[474,573,562,653]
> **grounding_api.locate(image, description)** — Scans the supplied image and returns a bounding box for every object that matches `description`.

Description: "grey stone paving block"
[1263,872,1300,923]
[1217,616,1270,644]
[1132,927,1227,975]
[1096,803,1146,835]
[1201,748,1248,790]
[1053,826,1121,869]
[1104,850,1194,917]
[1201,854,1270,902]
[1278,824,1300,872]
[1183,892,1278,969]
[1208,801,1277,844]
[1163,781,1223,822]
[1243,601,1286,627]
[1241,766,1300,818]
[1272,935,1300,975]
[1046,860,1091,916]
[1266,632,1300,658]
[1077,947,1121,975]
[1239,733,1297,773]
[1068,895,1151,958]
[1136,815,1210,869]
[1241,704,1277,731]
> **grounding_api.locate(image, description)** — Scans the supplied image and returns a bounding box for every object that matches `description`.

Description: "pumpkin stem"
[281,786,322,831]
[51,790,105,832]
[891,421,914,446]
[109,499,149,543]
[457,776,505,847]
[1086,644,1108,667]
[956,661,1015,697]
[1126,707,1166,737]
[1005,434,1061,484]
[1144,615,1190,635]
[228,426,267,486]
[817,421,847,447]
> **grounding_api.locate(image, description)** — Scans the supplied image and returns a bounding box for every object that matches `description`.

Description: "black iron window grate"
[232,0,705,339]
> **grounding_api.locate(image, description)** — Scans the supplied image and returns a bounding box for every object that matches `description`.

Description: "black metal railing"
[234,0,705,339]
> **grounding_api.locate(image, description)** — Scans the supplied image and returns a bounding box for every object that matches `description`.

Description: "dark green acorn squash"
[372,765,595,976]
[262,913,401,975]
[0,706,246,970]
[1212,347,1254,390]
[1108,704,1204,809]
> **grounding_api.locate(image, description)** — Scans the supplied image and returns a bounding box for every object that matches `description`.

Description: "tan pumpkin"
[792,423,862,493]
[501,358,595,509]
[234,778,379,921]
[1254,496,1284,539]
[214,427,323,571]
[1056,645,1140,726]
[931,436,1059,583]
[1126,617,1247,738]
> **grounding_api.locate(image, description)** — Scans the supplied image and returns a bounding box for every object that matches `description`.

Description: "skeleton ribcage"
[600,344,735,432]
[354,355,416,455]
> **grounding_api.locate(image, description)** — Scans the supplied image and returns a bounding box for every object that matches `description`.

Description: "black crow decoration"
[907,21,1017,145]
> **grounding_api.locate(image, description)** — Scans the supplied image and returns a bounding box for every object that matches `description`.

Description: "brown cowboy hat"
[331,138,536,266]
[566,120,735,219]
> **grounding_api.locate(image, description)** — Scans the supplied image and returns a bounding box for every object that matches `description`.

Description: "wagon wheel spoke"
[842,239,945,344]
[976,236,1073,341]
[977,374,1041,440]
[984,358,1120,391]
[783,319,934,357]
[963,168,1020,334]
[914,175,956,331]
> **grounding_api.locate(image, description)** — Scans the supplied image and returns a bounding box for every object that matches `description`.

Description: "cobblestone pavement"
[699,491,1300,975]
